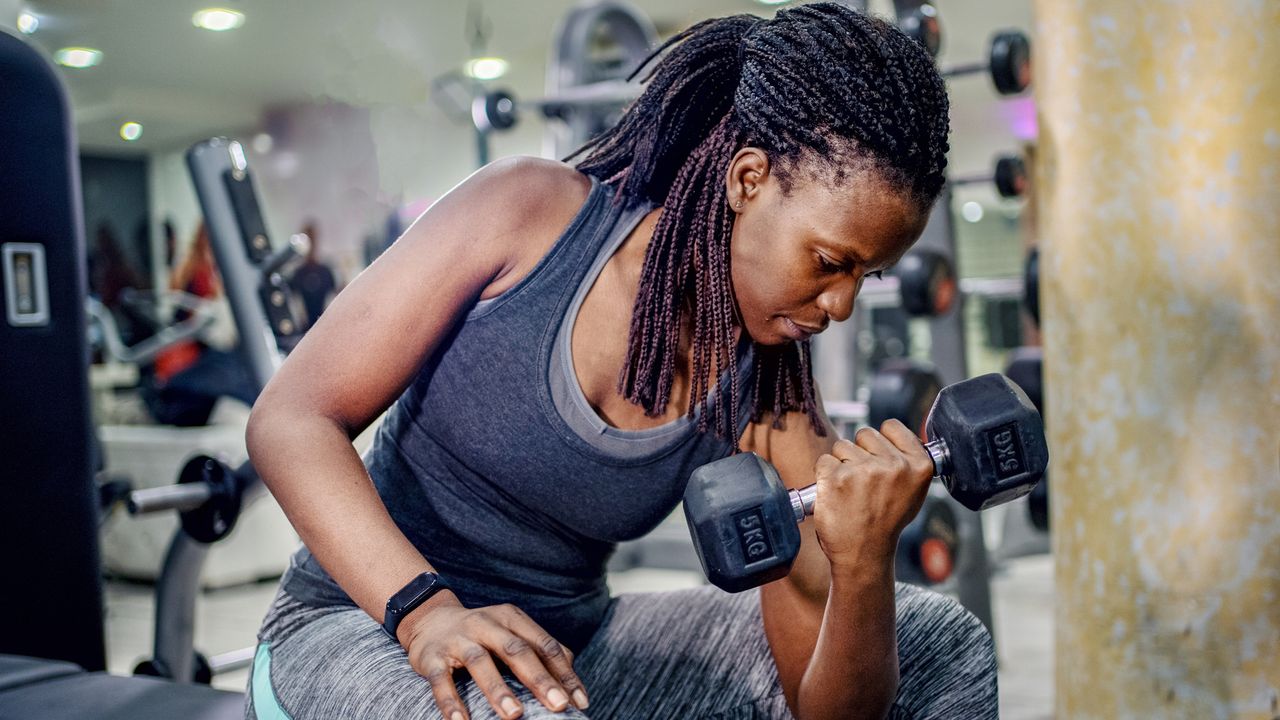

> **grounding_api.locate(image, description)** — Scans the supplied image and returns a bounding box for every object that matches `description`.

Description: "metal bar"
[127,484,212,515]
[152,532,208,683]
[942,61,987,77]
[823,400,869,423]
[532,80,641,112]
[207,646,256,675]
[960,276,1024,299]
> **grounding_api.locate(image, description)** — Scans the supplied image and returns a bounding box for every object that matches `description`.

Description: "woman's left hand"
[810,419,936,571]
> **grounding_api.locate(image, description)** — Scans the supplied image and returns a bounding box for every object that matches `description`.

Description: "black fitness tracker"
[382,571,450,641]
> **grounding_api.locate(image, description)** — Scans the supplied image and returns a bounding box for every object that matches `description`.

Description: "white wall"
[0,1,19,31]
[145,40,554,285]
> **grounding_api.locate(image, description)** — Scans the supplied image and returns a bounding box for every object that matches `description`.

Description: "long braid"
[572,3,950,447]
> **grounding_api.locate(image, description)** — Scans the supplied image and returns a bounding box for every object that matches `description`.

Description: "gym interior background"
[1,0,1276,718]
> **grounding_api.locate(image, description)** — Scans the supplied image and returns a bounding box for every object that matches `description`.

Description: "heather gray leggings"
[245,583,996,719]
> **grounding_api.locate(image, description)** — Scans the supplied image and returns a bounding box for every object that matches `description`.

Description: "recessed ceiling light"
[193,8,245,32]
[54,47,103,69]
[464,57,509,80]
[119,122,143,142]
[17,11,39,34]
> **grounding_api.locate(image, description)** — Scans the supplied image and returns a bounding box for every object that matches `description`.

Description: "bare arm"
[741,387,932,720]
[248,158,596,720]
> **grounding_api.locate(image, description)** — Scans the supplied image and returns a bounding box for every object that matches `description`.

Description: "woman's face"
[727,149,929,346]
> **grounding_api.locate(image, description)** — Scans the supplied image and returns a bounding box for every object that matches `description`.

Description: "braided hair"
[570,2,950,446]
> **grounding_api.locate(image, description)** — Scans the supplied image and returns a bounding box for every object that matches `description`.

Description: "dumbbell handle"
[787,438,952,523]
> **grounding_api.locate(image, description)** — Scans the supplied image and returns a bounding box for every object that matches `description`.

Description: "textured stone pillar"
[1034,2,1280,718]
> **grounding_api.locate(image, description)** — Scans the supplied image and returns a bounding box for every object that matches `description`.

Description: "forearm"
[246,408,444,626]
[796,557,898,720]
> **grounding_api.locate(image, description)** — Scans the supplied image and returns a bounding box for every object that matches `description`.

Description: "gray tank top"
[282,175,756,650]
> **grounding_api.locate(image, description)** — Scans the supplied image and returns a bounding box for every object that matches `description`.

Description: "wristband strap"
[382,571,449,642]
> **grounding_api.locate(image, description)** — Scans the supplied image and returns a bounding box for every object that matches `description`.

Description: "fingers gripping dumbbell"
[683,373,1049,593]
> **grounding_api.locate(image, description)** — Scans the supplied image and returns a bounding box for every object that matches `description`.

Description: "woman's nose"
[817,275,857,323]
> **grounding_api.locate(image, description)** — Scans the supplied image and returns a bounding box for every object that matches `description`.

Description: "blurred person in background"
[290,220,340,331]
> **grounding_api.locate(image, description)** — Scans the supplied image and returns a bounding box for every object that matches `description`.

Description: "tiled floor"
[104,555,1055,717]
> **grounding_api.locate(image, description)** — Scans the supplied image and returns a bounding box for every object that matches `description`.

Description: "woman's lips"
[782,316,815,341]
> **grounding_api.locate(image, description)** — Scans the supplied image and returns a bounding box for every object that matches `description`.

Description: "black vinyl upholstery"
[0,655,244,720]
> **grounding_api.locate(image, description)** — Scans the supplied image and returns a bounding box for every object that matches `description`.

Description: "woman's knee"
[252,608,587,720]
[891,584,997,719]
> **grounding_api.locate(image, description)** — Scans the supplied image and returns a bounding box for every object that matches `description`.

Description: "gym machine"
[0,28,243,718]
[471,0,658,163]
[120,137,308,684]
[1,25,106,675]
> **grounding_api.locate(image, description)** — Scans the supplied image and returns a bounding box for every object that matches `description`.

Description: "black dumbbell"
[473,83,639,134]
[898,3,942,59]
[1023,246,1040,328]
[868,358,942,440]
[1005,346,1048,530]
[127,455,256,543]
[942,30,1031,96]
[895,248,957,317]
[1004,346,1043,415]
[950,154,1027,199]
[864,247,957,318]
[683,373,1048,593]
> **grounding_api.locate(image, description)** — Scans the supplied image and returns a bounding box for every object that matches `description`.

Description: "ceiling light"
[193,8,245,32]
[17,11,38,34]
[119,122,143,142]
[464,57,509,81]
[961,201,985,223]
[54,47,103,69]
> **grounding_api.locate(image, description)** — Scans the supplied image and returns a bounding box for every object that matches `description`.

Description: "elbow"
[245,395,292,474]
[244,402,273,473]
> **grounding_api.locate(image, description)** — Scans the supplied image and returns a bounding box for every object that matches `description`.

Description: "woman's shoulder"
[460,157,595,301]
[468,156,593,234]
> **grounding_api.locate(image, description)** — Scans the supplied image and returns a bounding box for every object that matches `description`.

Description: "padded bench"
[0,654,244,720]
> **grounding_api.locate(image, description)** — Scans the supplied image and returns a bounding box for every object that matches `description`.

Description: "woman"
[245,5,995,719]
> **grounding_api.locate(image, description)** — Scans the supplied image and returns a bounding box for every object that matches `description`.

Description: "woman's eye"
[817,255,842,273]
[866,270,883,280]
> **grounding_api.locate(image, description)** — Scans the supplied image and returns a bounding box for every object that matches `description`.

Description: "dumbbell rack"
[813,194,998,639]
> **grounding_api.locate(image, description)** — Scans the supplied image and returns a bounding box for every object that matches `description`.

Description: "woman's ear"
[725,148,771,211]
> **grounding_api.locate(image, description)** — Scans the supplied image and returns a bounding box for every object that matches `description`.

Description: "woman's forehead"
[776,170,928,265]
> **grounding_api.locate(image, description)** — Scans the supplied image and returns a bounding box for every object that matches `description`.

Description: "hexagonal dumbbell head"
[683,452,802,593]
[925,373,1049,511]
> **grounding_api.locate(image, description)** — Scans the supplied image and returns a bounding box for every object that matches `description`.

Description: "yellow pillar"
[1034,2,1280,718]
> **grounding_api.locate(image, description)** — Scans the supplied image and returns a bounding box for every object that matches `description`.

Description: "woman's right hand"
[400,592,590,720]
